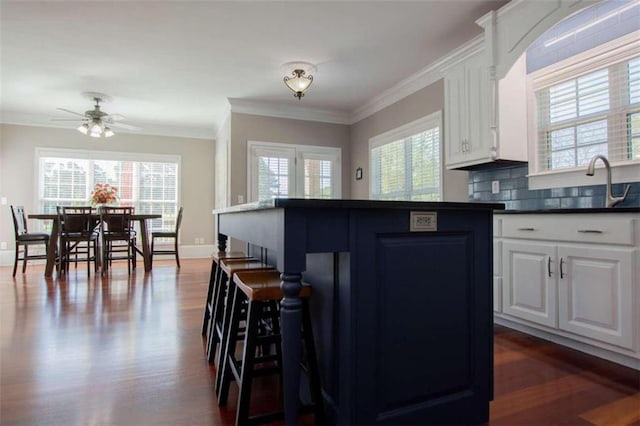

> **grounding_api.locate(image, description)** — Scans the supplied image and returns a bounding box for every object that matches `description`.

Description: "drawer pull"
[578,229,603,234]
[547,256,552,278]
[517,227,535,231]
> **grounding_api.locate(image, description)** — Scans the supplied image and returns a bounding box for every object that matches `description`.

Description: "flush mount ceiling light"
[283,61,317,100]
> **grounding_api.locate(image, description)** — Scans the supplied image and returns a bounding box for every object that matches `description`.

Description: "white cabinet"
[495,213,639,367]
[444,48,492,169]
[503,241,557,327]
[558,245,634,349]
[443,46,527,170]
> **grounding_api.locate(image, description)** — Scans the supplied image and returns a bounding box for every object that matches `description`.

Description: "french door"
[247,141,341,201]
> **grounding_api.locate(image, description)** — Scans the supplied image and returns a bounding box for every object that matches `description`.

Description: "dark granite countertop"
[213,198,505,215]
[496,207,640,214]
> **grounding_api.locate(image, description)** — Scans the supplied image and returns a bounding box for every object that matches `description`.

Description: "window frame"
[368,111,443,201]
[34,147,181,232]
[526,30,640,190]
[246,141,342,202]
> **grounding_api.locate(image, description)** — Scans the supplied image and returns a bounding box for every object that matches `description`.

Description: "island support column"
[280,272,303,425]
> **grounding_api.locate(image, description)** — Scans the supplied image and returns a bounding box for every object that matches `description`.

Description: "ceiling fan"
[52,92,140,138]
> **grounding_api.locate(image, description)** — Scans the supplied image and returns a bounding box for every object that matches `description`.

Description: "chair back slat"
[100,206,134,233]
[61,206,94,233]
[10,205,28,236]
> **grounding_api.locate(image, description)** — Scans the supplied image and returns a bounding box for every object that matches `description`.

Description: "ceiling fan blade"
[51,118,87,122]
[106,113,126,121]
[57,108,87,117]
[109,122,140,131]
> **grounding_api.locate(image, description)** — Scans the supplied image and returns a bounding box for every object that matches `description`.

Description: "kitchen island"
[213,199,503,425]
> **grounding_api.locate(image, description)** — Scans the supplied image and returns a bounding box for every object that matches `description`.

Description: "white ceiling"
[1,0,508,140]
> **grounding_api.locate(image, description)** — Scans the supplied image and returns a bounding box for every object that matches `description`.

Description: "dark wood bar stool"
[217,270,324,426]
[202,251,252,338]
[207,259,276,366]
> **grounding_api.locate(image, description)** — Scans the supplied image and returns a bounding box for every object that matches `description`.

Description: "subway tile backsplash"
[468,163,640,210]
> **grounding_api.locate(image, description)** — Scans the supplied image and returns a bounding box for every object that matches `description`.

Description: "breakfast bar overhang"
[213,199,504,425]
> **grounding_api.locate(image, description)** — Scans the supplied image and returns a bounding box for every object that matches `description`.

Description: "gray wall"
[0,123,216,255]
[349,79,469,201]
[228,112,351,204]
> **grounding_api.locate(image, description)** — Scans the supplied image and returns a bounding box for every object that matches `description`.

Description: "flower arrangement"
[90,183,119,206]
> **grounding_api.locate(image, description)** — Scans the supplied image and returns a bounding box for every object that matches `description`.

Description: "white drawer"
[501,214,635,245]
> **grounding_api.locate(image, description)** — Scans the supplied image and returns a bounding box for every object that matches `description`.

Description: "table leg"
[138,219,152,272]
[44,219,59,277]
[280,272,303,425]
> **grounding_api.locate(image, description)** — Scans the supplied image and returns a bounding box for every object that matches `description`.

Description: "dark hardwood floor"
[1,259,638,425]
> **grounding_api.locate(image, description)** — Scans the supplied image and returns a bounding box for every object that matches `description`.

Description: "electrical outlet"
[237,195,244,204]
[0,242,7,250]
[194,237,199,245]
[491,180,500,194]
[0,197,6,205]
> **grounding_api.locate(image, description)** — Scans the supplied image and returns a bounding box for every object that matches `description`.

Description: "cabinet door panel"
[444,64,466,166]
[464,51,491,164]
[558,245,634,349]
[503,241,557,327]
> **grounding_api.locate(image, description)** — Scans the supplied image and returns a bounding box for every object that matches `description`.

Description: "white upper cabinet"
[444,47,494,169]
[443,39,527,170]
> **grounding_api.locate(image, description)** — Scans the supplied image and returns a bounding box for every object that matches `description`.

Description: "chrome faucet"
[585,155,631,208]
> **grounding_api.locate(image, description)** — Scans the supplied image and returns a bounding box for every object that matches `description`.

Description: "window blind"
[535,56,640,171]
[38,152,179,233]
[257,156,290,200]
[248,142,341,201]
[370,120,441,201]
[303,158,332,199]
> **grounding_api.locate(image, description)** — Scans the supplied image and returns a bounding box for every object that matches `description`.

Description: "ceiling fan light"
[77,124,89,135]
[90,130,102,138]
[90,121,103,134]
[104,127,114,138]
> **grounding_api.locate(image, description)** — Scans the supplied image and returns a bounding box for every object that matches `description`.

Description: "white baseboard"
[0,244,214,266]
[494,315,640,370]
[177,244,215,259]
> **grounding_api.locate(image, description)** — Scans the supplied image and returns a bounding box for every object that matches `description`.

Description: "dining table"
[28,213,162,277]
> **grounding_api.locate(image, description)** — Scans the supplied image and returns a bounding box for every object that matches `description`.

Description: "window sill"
[528,161,640,190]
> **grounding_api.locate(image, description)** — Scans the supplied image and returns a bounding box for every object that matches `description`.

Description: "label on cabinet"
[410,212,437,232]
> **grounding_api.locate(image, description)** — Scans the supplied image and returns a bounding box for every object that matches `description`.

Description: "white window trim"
[246,141,342,202]
[368,111,443,200]
[526,30,640,190]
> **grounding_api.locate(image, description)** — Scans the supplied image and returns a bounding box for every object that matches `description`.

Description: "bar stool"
[217,270,324,426]
[202,251,252,337]
[208,258,276,366]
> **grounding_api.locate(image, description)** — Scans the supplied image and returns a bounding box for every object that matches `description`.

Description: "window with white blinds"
[247,142,341,201]
[370,112,442,201]
[37,148,180,233]
[534,54,640,172]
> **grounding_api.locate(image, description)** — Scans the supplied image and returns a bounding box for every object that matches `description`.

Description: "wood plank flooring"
[1,259,638,425]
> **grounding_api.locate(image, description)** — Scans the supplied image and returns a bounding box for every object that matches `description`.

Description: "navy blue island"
[213,198,504,425]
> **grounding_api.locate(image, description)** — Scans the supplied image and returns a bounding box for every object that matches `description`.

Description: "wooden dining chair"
[10,205,50,277]
[59,206,99,276]
[100,206,137,274]
[151,207,183,268]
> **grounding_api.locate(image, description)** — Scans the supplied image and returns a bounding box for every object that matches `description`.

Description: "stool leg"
[207,267,227,363]
[202,259,218,336]
[235,300,260,426]
[217,282,242,405]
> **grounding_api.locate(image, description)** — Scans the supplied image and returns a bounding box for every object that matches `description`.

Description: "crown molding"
[1,112,216,140]
[350,34,485,124]
[227,98,351,125]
